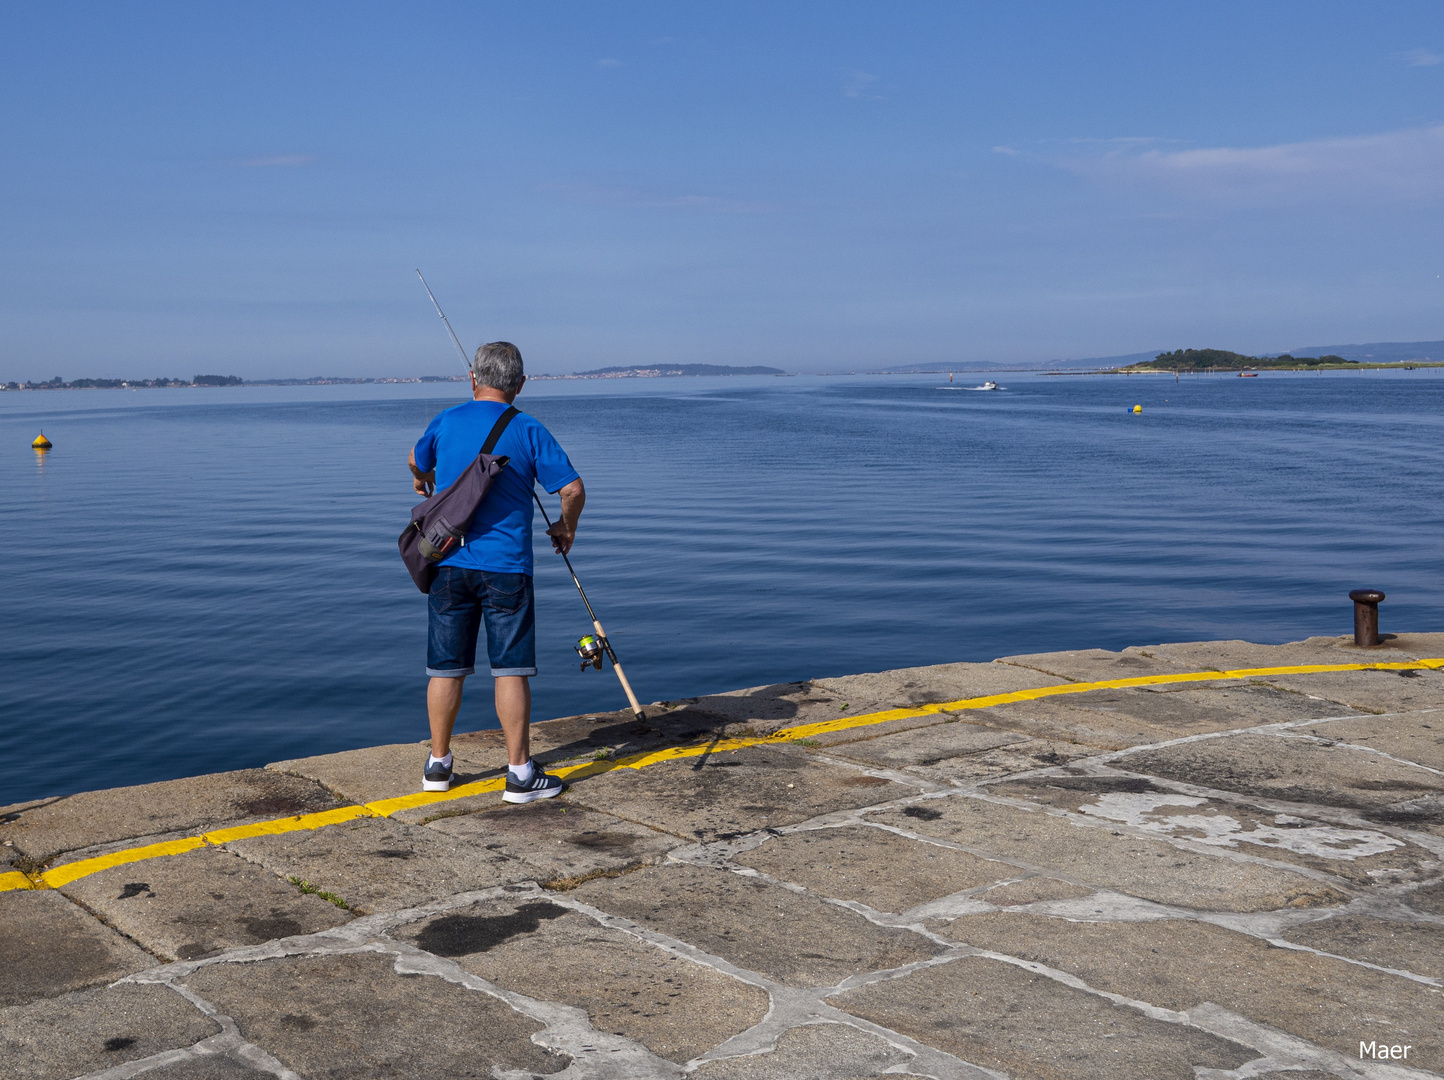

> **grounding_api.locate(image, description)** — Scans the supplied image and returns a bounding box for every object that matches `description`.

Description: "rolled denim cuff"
[426,666,474,678]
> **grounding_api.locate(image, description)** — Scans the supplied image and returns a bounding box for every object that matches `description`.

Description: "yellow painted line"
[39,836,207,889]
[764,659,1444,742]
[366,778,505,817]
[0,870,35,891]
[11,657,1442,891]
[202,805,373,844]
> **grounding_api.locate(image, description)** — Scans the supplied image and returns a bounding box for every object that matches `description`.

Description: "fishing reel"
[575,634,605,672]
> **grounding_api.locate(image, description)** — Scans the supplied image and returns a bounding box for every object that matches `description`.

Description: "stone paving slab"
[9,635,1444,1079]
[1406,878,1444,915]
[1125,725,1444,827]
[821,719,1027,765]
[58,846,352,962]
[1263,668,1444,714]
[985,772,1438,887]
[225,815,529,914]
[426,800,682,884]
[0,769,344,864]
[563,742,914,842]
[866,796,1350,911]
[137,1056,274,1078]
[180,951,563,1079]
[689,1022,913,1078]
[904,736,1096,784]
[1281,913,1444,980]
[1298,712,1444,772]
[0,981,219,1080]
[965,682,1356,751]
[733,824,1009,914]
[393,895,769,1063]
[995,645,1208,681]
[975,875,1094,907]
[836,954,1256,1080]
[0,890,155,1006]
[933,912,1444,1065]
[570,862,943,986]
[811,660,1071,714]
[266,742,425,806]
[1142,634,1429,670]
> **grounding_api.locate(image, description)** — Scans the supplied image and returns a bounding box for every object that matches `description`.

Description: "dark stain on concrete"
[103,1036,137,1052]
[414,901,568,957]
[1041,776,1160,794]
[1403,879,1444,916]
[563,831,636,851]
[237,913,305,941]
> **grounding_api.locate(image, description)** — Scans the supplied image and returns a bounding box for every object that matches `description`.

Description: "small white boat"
[980,381,999,390]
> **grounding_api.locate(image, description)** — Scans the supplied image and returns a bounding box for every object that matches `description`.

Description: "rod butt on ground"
[593,619,645,719]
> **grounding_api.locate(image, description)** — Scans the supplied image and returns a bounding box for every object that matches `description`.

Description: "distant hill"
[1124,349,1355,373]
[566,364,785,377]
[1290,340,1444,364]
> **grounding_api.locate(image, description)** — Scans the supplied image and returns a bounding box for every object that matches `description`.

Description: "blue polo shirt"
[412,400,580,575]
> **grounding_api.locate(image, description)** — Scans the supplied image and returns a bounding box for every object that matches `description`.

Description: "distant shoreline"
[2,367,788,390]
[9,361,1444,391]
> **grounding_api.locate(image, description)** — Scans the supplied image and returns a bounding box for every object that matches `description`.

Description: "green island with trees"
[1117,349,1443,373]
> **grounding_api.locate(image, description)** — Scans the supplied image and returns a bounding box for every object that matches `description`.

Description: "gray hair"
[471,341,524,393]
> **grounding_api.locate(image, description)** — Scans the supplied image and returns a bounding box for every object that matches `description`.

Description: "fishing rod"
[414,269,647,721]
[416,269,473,378]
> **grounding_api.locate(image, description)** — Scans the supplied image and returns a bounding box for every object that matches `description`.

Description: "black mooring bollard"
[1349,588,1386,646]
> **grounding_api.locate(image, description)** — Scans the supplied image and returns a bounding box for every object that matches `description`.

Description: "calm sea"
[3,370,1442,804]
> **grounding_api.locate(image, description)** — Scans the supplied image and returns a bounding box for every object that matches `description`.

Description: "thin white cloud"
[992,146,1020,156]
[234,154,316,168]
[542,182,773,214]
[597,58,621,68]
[1064,136,1181,146]
[843,71,880,99]
[1065,123,1444,202]
[1400,48,1443,66]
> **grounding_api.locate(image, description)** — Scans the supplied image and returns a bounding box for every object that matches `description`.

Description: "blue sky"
[2,2,1442,379]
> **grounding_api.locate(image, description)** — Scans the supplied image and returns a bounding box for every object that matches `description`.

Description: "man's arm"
[546,478,585,555]
[408,448,435,497]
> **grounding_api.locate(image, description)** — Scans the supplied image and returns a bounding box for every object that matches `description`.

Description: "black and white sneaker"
[422,757,455,792]
[503,763,566,804]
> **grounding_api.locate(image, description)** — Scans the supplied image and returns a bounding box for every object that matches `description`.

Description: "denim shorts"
[426,567,537,678]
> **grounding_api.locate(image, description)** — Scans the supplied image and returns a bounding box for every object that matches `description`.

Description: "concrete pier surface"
[4,635,1444,1079]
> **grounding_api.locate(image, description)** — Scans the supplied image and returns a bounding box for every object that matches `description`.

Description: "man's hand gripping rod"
[415,269,646,721]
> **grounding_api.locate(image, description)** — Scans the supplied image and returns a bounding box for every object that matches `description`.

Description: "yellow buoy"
[31,431,52,449]
[1132,405,1142,413]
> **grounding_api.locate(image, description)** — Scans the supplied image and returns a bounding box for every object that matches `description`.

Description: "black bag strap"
[480,405,520,455]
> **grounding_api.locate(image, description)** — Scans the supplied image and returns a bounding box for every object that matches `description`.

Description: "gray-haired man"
[408,342,585,802]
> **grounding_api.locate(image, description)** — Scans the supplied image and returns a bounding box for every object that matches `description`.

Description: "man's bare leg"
[428,676,465,758]
[429,674,531,766]
[495,675,532,767]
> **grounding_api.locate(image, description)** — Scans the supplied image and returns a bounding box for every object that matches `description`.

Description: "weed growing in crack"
[288,876,349,909]
[542,863,644,892]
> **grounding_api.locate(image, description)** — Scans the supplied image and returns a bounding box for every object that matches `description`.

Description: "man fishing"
[407,341,583,802]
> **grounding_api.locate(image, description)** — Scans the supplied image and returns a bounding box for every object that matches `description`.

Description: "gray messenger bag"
[398,405,518,593]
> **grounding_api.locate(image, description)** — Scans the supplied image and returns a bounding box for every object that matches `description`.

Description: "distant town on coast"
[5,341,1442,390]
